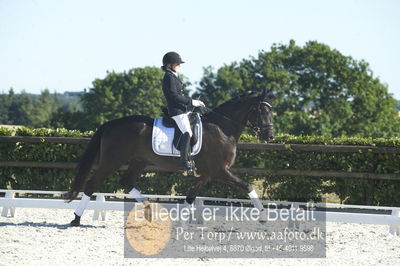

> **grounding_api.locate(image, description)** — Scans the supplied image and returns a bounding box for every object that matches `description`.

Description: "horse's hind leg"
[119,160,149,202]
[70,162,123,226]
[118,160,155,221]
[120,160,146,192]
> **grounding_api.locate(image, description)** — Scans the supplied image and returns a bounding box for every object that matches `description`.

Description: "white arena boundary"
[0,189,399,236]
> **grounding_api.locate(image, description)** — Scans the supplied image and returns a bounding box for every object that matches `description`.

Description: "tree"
[49,108,89,131]
[0,89,62,128]
[7,90,34,126]
[0,89,12,124]
[30,89,60,128]
[195,40,400,137]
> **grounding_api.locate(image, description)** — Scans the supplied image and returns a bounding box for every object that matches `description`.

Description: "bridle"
[200,100,274,134]
[252,101,274,135]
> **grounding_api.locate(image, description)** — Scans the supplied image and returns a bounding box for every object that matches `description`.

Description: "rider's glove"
[191,99,206,108]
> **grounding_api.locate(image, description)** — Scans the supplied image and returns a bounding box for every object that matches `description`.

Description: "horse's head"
[247,89,274,141]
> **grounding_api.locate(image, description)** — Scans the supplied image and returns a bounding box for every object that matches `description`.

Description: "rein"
[200,107,248,128]
[200,100,274,133]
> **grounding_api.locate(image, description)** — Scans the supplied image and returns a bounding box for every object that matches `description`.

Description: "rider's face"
[172,64,181,72]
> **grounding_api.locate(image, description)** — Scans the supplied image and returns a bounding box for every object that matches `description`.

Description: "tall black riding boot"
[178,132,192,171]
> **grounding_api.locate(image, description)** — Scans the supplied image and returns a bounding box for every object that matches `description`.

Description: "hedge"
[238,134,400,206]
[0,127,399,206]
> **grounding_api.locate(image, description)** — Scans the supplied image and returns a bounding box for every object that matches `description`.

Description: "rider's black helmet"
[162,52,185,66]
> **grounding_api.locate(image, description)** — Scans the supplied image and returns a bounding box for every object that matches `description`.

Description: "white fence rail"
[1,189,399,236]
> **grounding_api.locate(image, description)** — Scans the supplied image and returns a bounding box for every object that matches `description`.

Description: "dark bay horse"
[67,90,274,226]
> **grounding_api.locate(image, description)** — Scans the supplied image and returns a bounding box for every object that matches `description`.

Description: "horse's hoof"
[70,219,81,226]
[70,213,81,226]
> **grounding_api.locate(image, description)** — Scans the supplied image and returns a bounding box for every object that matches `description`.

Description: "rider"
[161,51,205,171]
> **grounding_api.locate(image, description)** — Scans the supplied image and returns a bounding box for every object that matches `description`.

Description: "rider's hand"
[192,99,206,108]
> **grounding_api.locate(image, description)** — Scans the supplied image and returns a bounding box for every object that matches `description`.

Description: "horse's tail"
[65,126,104,202]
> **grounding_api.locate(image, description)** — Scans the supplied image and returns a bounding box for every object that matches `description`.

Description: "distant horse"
[66,90,274,226]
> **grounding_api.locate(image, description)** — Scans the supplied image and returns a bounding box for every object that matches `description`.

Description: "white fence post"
[1,191,16,217]
[192,199,204,224]
[389,209,400,236]
[288,203,301,230]
[93,194,107,221]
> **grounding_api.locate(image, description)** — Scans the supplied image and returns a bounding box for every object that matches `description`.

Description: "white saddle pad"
[152,113,203,157]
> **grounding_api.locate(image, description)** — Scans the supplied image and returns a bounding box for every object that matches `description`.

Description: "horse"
[66,89,274,226]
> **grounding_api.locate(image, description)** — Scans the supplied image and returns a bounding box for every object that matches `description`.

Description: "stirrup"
[178,160,193,172]
[179,161,197,176]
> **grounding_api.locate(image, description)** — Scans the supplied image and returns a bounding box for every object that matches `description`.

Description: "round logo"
[125,202,172,256]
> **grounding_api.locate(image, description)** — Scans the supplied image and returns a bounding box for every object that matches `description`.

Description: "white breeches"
[172,112,193,137]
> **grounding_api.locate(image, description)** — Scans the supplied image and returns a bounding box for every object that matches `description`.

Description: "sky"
[1,0,399,99]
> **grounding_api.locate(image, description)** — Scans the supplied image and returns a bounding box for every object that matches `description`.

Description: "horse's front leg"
[217,168,268,223]
[185,175,209,204]
[180,176,209,224]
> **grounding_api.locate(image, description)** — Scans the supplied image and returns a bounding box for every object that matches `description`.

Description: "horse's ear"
[260,89,268,100]
[262,88,274,100]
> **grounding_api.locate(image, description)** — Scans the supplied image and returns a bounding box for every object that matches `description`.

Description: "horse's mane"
[212,91,259,112]
[200,91,260,121]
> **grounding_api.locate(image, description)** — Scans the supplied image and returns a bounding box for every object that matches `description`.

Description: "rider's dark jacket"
[162,68,192,116]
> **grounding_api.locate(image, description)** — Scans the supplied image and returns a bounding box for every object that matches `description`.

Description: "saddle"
[151,108,203,157]
[161,108,199,150]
